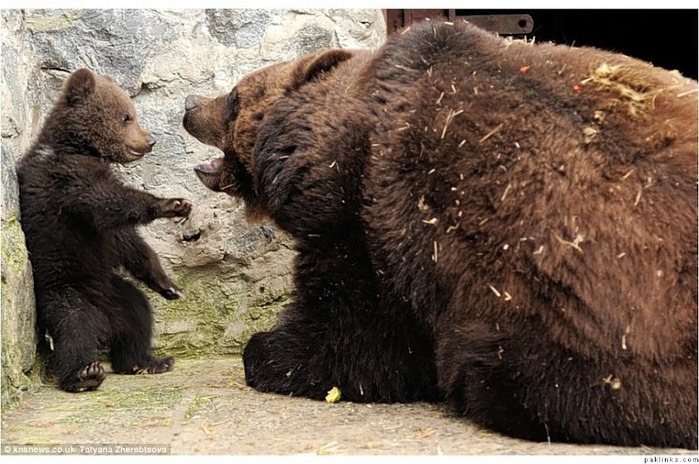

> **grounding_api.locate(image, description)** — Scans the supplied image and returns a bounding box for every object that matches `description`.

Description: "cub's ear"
[293,50,355,88]
[64,68,96,106]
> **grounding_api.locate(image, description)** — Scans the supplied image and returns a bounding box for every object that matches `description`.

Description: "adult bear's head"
[182,49,355,220]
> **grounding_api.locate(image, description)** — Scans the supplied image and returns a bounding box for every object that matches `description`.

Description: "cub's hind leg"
[39,288,109,392]
[108,276,174,375]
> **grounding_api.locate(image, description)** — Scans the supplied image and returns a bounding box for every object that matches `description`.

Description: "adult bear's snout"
[184,94,201,112]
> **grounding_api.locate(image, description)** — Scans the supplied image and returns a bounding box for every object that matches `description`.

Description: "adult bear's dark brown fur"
[183,22,697,448]
[18,69,192,392]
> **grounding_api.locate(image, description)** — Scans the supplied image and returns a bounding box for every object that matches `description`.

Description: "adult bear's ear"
[293,50,355,88]
[64,68,96,106]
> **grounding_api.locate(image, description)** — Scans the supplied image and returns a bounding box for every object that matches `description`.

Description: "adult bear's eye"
[121,113,132,123]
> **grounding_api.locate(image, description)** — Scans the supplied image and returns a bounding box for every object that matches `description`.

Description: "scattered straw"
[676,88,698,98]
[498,346,505,360]
[488,285,501,298]
[553,231,584,254]
[621,325,631,350]
[479,123,503,143]
[500,183,512,202]
[417,195,429,212]
[602,374,622,390]
[441,109,464,139]
[200,422,213,437]
[416,428,438,439]
[580,63,657,115]
[583,126,598,144]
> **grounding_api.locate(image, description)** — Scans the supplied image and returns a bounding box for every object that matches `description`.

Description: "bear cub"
[18,69,192,392]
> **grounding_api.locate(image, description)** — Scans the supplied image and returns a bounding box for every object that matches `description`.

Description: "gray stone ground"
[1,357,694,456]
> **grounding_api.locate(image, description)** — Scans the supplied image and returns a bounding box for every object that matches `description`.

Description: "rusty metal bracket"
[460,14,533,35]
[384,10,534,36]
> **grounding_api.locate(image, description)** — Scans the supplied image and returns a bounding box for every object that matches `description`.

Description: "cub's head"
[45,68,156,163]
[182,50,354,219]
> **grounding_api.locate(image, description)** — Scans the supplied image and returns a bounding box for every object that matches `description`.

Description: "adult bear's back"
[364,20,697,360]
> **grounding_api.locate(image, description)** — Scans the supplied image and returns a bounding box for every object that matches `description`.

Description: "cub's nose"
[185,95,200,112]
[148,137,157,148]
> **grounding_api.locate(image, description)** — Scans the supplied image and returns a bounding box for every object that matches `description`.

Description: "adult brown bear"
[183,21,698,448]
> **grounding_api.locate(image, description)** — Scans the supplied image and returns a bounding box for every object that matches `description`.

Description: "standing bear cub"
[183,22,697,448]
[19,69,192,393]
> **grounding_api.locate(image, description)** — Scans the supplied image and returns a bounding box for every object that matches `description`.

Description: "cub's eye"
[121,113,132,123]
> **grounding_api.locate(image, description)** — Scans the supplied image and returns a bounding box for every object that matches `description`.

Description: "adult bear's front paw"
[242,331,278,390]
[243,330,329,400]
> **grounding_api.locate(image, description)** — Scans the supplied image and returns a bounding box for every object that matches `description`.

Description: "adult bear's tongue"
[194,157,223,175]
[194,157,224,191]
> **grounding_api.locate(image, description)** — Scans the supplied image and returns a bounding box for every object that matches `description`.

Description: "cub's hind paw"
[62,362,106,393]
[135,356,175,375]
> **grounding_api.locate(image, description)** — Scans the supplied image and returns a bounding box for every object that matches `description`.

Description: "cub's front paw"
[160,286,184,300]
[161,198,192,218]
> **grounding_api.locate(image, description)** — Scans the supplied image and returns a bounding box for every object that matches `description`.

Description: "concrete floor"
[1,357,695,456]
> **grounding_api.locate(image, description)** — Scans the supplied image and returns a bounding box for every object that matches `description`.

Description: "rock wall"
[0,8,386,407]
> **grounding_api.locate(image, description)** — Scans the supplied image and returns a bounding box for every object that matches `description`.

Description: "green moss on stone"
[1,215,41,410]
[149,266,289,360]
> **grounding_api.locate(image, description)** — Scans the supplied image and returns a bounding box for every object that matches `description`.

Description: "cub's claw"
[162,198,192,218]
[62,362,106,392]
